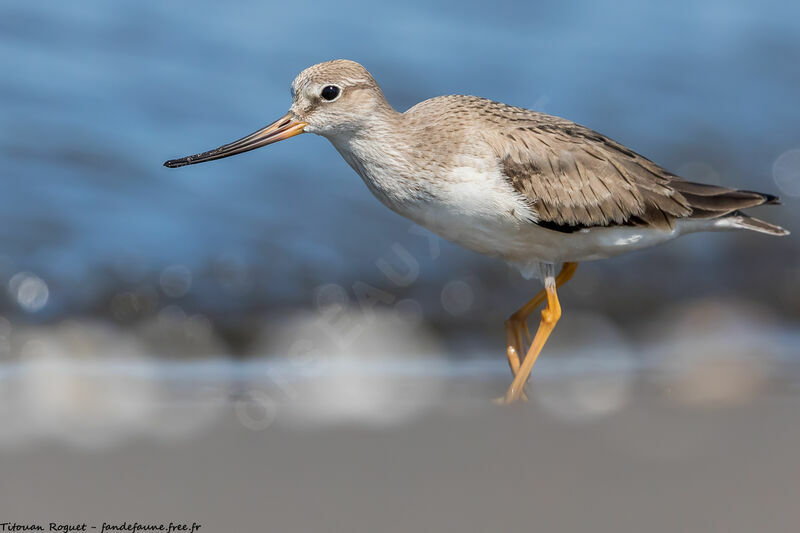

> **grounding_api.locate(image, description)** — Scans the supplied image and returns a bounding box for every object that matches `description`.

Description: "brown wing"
[487,115,775,232]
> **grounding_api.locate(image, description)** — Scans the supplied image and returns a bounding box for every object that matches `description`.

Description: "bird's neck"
[326,111,431,212]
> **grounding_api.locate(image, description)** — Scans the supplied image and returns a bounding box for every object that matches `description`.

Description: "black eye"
[320,85,340,101]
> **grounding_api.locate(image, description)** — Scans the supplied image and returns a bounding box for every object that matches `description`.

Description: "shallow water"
[1,0,799,321]
[1,299,798,448]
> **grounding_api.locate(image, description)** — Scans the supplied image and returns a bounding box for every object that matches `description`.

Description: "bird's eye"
[320,85,340,101]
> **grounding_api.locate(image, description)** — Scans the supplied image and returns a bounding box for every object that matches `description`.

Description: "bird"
[164,59,788,404]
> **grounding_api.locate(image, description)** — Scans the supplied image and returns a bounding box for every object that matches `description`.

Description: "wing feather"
[488,116,692,231]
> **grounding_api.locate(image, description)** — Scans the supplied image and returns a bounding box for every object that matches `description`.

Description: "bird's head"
[164,60,390,168]
[289,59,390,136]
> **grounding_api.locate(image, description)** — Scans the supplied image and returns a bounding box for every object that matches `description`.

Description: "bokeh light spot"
[314,283,349,314]
[441,280,474,316]
[159,265,192,298]
[772,148,800,197]
[8,272,49,312]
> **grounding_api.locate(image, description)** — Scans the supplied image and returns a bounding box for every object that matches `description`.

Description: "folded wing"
[488,116,777,232]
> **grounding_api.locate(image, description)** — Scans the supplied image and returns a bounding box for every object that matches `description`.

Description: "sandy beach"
[1,355,799,533]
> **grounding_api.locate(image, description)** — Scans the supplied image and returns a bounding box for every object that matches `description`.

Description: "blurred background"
[1,0,799,531]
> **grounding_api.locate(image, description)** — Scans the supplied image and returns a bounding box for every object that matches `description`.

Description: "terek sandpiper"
[165,60,788,404]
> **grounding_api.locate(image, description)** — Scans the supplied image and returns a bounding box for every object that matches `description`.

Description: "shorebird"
[165,59,788,403]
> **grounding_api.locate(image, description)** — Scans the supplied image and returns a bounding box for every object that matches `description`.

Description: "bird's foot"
[492,390,528,405]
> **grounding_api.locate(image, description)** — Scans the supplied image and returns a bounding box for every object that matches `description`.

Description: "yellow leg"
[503,285,562,403]
[504,320,524,376]
[501,262,577,404]
[503,321,529,401]
[503,263,577,376]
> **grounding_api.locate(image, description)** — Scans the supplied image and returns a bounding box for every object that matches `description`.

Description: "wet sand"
[1,376,799,533]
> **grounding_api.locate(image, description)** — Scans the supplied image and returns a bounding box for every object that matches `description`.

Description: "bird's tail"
[726,212,790,236]
[672,180,789,236]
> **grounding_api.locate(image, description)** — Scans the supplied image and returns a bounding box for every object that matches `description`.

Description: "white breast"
[394,159,538,255]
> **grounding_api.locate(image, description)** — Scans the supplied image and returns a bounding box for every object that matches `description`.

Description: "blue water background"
[1,0,799,320]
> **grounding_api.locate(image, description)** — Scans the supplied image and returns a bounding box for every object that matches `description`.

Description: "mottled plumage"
[164,59,788,403]
[397,94,783,235]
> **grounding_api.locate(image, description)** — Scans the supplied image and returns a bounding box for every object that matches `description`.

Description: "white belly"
[403,203,726,279]
[405,204,673,260]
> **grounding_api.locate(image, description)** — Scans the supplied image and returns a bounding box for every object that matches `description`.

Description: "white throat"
[324,128,428,214]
